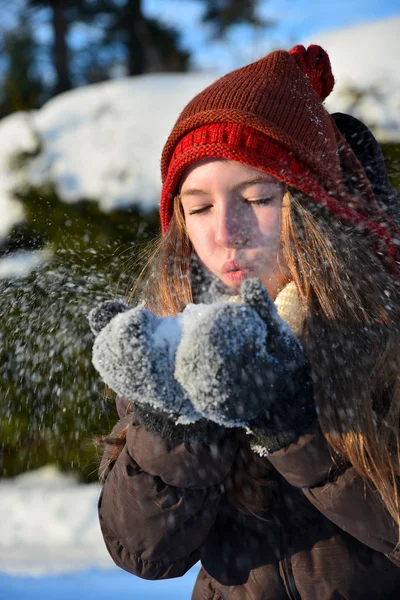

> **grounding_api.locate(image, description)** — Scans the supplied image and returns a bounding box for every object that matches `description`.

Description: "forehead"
[180,158,281,189]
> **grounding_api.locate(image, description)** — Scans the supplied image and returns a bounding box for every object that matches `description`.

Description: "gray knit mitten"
[175,279,316,453]
[88,300,225,443]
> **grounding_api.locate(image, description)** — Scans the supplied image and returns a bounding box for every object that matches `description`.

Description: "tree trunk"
[50,0,72,94]
[125,0,148,75]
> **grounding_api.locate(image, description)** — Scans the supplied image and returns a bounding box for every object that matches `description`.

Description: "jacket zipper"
[279,499,301,600]
[280,537,300,600]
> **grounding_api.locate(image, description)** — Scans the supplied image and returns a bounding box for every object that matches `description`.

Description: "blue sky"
[144,0,400,73]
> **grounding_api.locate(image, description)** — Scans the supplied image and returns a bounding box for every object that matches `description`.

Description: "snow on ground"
[0,465,199,597]
[0,465,111,576]
[0,15,399,244]
[28,73,215,212]
[0,249,50,279]
[0,112,35,239]
[0,567,200,600]
[0,72,214,245]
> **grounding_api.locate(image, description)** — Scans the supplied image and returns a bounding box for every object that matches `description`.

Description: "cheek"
[185,222,213,262]
[255,209,282,249]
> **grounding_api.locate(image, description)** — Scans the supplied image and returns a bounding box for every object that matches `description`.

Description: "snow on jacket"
[98,400,400,600]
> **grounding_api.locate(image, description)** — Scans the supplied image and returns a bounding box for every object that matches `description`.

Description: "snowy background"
[1,15,399,250]
[0,466,200,597]
[1,13,400,599]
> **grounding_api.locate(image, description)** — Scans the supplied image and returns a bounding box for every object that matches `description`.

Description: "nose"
[215,203,249,248]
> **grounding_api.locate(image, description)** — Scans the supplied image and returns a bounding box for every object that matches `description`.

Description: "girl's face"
[180,158,289,298]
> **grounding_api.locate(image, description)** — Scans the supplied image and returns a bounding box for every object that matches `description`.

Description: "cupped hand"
[175,279,307,427]
[89,301,202,423]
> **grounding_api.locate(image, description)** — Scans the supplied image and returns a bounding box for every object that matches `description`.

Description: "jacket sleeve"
[266,424,400,567]
[98,408,239,580]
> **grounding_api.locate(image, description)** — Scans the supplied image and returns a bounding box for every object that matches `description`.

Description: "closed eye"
[188,205,211,215]
[188,197,274,216]
[246,197,273,206]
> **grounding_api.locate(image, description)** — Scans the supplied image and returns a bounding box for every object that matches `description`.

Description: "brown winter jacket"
[98,401,400,600]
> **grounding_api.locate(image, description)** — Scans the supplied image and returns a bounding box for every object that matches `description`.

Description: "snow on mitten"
[175,279,316,453]
[89,301,226,443]
[88,299,130,336]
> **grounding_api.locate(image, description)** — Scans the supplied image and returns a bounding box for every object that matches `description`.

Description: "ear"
[88,299,129,336]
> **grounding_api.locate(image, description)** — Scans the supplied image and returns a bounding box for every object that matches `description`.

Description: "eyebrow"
[180,177,279,198]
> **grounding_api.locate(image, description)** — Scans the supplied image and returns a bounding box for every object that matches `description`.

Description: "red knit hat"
[159,45,400,276]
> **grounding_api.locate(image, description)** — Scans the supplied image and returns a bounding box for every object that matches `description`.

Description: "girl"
[90,45,400,599]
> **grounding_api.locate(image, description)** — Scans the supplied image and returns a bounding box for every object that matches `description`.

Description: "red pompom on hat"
[288,44,334,101]
[159,44,400,276]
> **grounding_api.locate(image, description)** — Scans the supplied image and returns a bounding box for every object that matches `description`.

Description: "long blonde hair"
[288,188,400,522]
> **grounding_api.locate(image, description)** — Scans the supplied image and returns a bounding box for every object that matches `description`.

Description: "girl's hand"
[175,279,315,440]
[88,301,202,424]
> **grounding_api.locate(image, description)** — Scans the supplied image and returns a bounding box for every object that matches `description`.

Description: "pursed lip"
[221,260,248,273]
[221,259,255,285]
[221,260,253,275]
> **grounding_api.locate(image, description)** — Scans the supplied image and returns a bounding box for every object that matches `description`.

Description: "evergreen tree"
[94,0,190,75]
[0,14,44,118]
[96,0,269,75]
[27,0,85,94]
[203,0,270,36]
